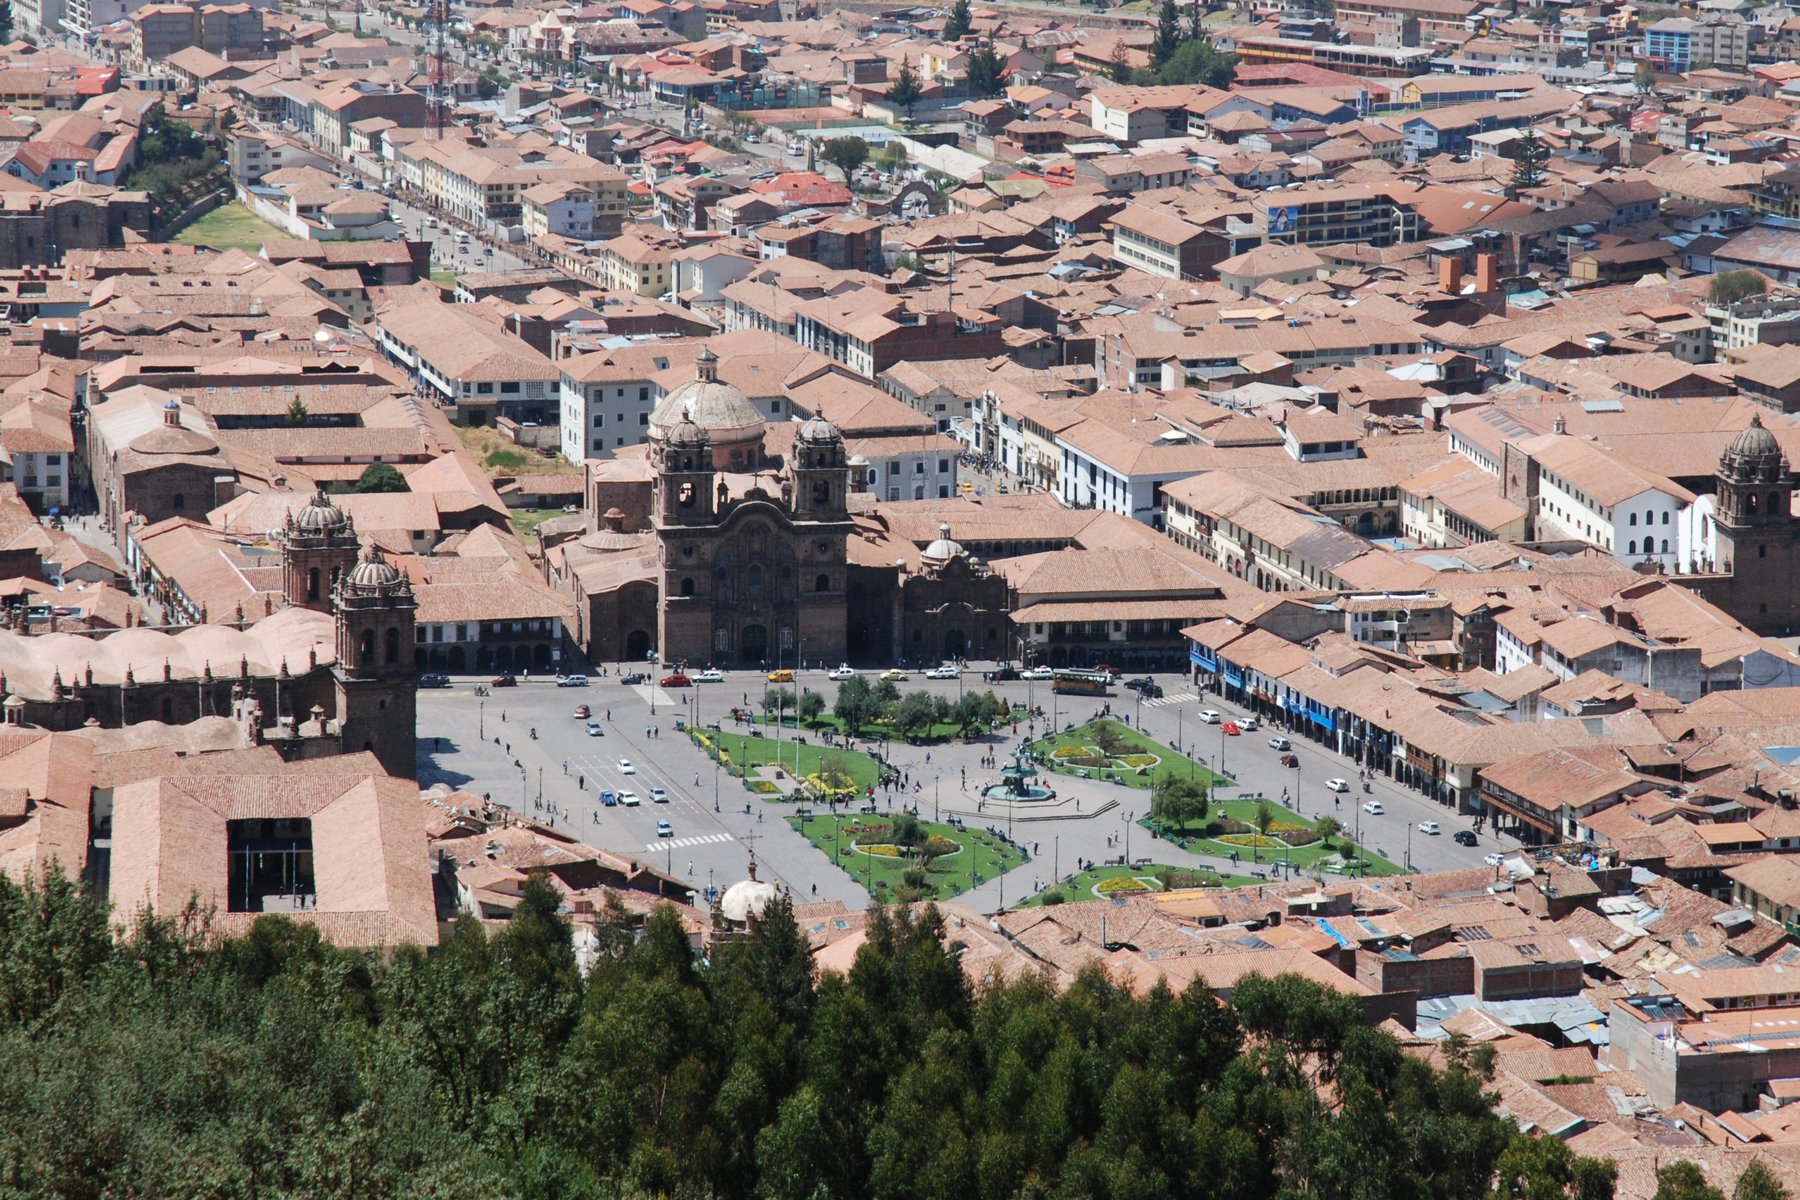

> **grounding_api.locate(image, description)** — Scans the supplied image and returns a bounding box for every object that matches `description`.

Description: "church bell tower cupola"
[789,415,848,520]
[653,414,717,523]
[1717,412,1792,530]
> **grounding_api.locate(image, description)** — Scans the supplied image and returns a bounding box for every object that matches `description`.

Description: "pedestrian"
[562,760,568,774]
[687,860,693,874]
[606,709,611,721]
[579,774,585,788]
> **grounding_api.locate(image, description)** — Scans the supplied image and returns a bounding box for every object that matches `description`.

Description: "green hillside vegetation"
[0,870,1621,1200]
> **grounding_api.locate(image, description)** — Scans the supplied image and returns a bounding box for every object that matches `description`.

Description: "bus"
[1052,669,1113,696]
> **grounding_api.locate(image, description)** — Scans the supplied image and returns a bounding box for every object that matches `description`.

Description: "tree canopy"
[890,57,923,118]
[1154,38,1236,89]
[820,135,870,179]
[352,462,408,493]
[0,874,1622,1200]
[1710,269,1769,307]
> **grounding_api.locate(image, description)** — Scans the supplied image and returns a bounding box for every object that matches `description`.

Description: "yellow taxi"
[767,668,795,683]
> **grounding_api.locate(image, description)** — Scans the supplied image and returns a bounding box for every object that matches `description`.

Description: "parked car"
[1418,821,1441,835]
[1485,852,1507,866]
[1021,666,1053,681]
[1453,830,1478,847]
[572,704,591,719]
[618,759,636,775]
[556,674,589,687]
[490,675,517,688]
[649,787,669,803]
[660,673,692,688]
[696,669,725,683]
[1138,683,1164,698]
[828,665,857,681]
[880,668,908,681]
[1326,778,1349,792]
[585,721,604,736]
[1267,736,1291,751]
[1362,800,1384,815]
[619,789,640,805]
[1238,715,1260,731]
[601,790,617,807]
[1124,676,1155,692]
[656,819,674,838]
[1280,753,1299,767]
[768,669,794,683]
[1198,709,1222,724]
[620,672,646,685]
[1222,722,1241,736]
[984,664,1020,682]
[418,672,451,688]
[926,665,958,680]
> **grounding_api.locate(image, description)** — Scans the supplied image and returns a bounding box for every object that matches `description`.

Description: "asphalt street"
[418,664,1521,911]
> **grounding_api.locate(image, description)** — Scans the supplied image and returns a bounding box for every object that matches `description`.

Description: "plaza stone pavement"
[416,665,1514,913]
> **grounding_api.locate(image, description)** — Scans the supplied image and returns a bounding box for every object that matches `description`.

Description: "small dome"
[720,877,779,924]
[126,424,218,457]
[797,414,842,446]
[921,522,965,564]
[650,346,764,444]
[292,490,349,534]
[1729,412,1782,463]
[665,413,709,449]
[346,544,401,589]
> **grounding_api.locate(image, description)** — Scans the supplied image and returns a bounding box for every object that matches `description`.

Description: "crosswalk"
[1142,691,1201,708]
[644,831,735,852]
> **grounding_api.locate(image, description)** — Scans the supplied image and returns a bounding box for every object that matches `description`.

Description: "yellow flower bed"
[1097,876,1150,895]
[858,843,904,857]
[1218,833,1283,849]
[1053,745,1094,760]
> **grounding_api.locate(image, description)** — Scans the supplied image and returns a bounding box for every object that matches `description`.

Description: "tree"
[1152,775,1209,832]
[284,396,310,425]
[797,689,826,727]
[1653,1162,1725,1200]
[1635,59,1657,94]
[944,0,971,39]
[893,690,938,739]
[351,462,407,493]
[1153,0,1182,69]
[1108,40,1136,84]
[1735,1161,1791,1200]
[833,675,881,735]
[0,0,15,44]
[1710,269,1769,307]
[1510,127,1550,193]
[1156,38,1236,88]
[762,686,796,718]
[965,43,1007,97]
[889,57,923,120]
[820,135,869,180]
[1253,799,1276,862]
[951,691,989,737]
[1314,815,1342,845]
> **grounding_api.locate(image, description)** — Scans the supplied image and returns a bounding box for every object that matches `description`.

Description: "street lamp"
[1124,810,1134,865]
[478,698,485,740]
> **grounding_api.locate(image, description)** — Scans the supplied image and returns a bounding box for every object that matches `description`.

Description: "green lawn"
[430,270,457,288]
[1030,720,1229,791]
[1148,797,1403,877]
[791,813,1026,902]
[696,730,883,793]
[171,202,285,252]
[1016,863,1266,908]
[510,508,563,541]
[751,710,1020,745]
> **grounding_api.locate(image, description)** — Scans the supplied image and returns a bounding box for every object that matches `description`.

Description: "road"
[417,662,1516,912]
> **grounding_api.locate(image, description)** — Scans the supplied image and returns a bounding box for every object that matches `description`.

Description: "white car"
[696,669,725,683]
[618,759,636,775]
[1362,800,1384,815]
[1326,778,1349,792]
[619,790,640,806]
[828,664,857,681]
[1021,666,1054,680]
[657,819,674,838]
[1267,736,1291,751]
[1418,820,1440,835]
[649,787,669,803]
[1484,852,1507,867]
[1238,715,1260,731]
[926,665,959,679]
[1198,709,1222,724]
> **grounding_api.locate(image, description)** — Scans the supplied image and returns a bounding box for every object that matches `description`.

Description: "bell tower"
[281,491,359,612]
[652,414,717,525]
[1716,412,1791,531]
[331,544,417,778]
[788,415,848,522]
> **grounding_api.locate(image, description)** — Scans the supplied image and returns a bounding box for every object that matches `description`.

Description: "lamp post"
[1219,725,1228,777]
[714,757,720,812]
[478,698,485,740]
[1124,810,1133,865]
[537,766,542,804]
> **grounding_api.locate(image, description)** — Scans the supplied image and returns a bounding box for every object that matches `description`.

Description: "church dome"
[720,876,779,924]
[346,544,401,589]
[292,490,349,534]
[921,522,965,565]
[649,347,764,444]
[797,414,843,446]
[1729,412,1782,464]
[664,413,710,450]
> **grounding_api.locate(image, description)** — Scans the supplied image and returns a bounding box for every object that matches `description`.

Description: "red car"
[490,674,517,688]
[660,673,692,688]
[1222,721,1241,736]
[1281,753,1299,767]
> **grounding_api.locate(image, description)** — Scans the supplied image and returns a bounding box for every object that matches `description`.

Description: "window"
[385,628,401,664]
[1662,511,1670,525]
[680,577,695,596]
[748,565,763,588]
[1630,513,1638,526]
[500,382,520,394]
[1760,544,1768,559]
[593,415,604,427]
[1661,539,1669,553]
[815,573,829,592]
[1628,540,1637,555]
[307,568,320,603]
[171,494,185,510]
[639,413,649,425]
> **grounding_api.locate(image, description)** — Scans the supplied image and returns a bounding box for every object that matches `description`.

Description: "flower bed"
[746,780,781,795]
[1120,754,1159,768]
[857,843,904,858]
[1096,876,1151,896]
[1218,833,1285,850]
[1052,745,1091,760]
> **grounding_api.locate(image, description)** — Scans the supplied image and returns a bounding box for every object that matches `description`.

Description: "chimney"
[1552,416,1567,435]
[1439,256,1463,295]
[1475,252,1499,294]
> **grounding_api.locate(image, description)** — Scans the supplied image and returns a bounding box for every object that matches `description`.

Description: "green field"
[791,813,1025,902]
[172,202,285,252]
[1149,797,1402,877]
[1031,720,1229,791]
[430,270,457,288]
[509,508,563,542]
[696,730,882,793]
[1017,863,1266,908]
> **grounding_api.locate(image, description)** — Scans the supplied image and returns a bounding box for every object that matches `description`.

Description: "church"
[547,350,1010,667]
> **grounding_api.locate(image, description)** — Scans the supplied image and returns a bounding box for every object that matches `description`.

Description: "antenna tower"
[427,0,451,138]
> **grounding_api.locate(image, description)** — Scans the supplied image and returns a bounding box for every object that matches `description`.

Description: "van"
[1198,709,1222,724]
